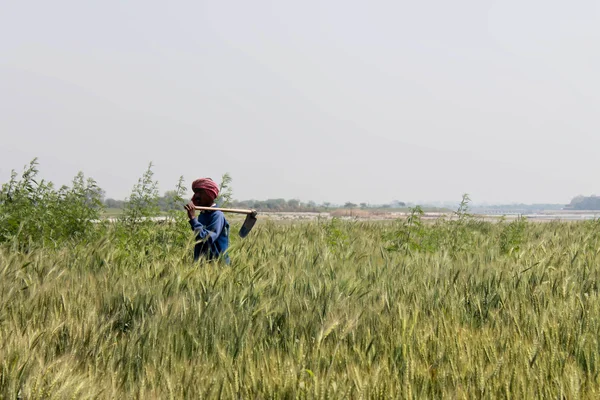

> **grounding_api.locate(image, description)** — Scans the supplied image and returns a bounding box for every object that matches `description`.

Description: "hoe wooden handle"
[194,206,256,215]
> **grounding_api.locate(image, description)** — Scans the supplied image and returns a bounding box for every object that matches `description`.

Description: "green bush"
[0,159,104,247]
[499,216,528,255]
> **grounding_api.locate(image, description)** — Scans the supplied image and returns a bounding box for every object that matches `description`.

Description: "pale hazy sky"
[1,1,598,205]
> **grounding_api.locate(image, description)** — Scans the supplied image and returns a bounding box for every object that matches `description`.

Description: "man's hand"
[184,201,196,220]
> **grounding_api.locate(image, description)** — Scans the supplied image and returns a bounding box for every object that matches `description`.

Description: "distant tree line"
[104,190,186,211]
[565,195,600,211]
[231,199,321,212]
[103,196,407,213]
[231,199,407,212]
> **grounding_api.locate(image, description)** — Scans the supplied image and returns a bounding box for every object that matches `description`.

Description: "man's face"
[192,188,214,207]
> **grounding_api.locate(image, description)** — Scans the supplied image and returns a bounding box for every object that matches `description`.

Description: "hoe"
[194,206,258,238]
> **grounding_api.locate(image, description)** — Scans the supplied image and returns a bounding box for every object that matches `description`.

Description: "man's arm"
[189,212,226,243]
[185,201,226,241]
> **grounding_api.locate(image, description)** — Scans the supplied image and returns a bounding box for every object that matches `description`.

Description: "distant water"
[477,213,599,221]
[524,213,599,221]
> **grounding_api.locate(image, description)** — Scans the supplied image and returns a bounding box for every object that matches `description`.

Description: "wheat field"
[1,215,600,399]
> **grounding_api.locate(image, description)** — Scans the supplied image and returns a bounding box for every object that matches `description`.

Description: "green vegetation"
[0,159,104,246]
[2,162,600,398]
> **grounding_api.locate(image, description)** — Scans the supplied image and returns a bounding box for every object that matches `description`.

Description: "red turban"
[192,178,219,200]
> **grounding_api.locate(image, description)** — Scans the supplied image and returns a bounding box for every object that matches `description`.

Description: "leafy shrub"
[216,172,233,208]
[384,206,433,253]
[499,216,528,254]
[325,217,349,254]
[121,162,160,226]
[444,193,477,254]
[0,159,104,246]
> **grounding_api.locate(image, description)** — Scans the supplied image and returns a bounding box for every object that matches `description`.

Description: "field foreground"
[2,218,600,398]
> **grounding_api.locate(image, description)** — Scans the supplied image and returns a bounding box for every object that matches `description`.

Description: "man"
[183,178,230,263]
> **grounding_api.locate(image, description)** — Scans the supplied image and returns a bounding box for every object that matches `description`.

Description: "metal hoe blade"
[239,211,258,238]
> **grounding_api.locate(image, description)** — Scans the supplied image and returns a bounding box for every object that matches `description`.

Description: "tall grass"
[2,218,600,398]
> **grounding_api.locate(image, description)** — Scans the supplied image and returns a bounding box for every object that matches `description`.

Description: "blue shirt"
[189,209,229,263]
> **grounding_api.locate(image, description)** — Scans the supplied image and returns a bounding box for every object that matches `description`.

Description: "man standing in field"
[183,178,230,263]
